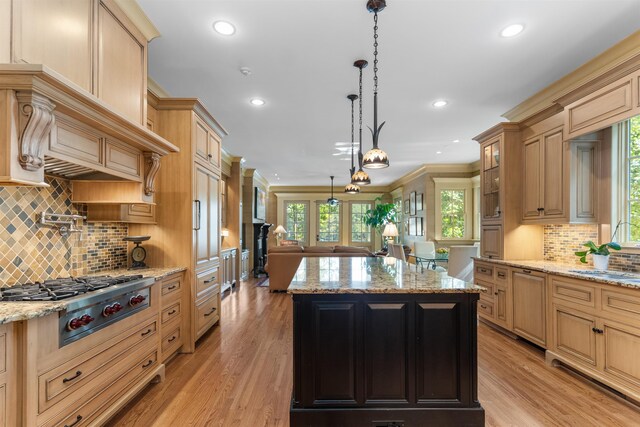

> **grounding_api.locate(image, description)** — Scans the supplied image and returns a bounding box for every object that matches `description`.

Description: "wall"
[543,223,640,271]
[0,176,129,286]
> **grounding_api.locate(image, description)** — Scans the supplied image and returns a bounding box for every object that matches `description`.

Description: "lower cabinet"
[0,323,15,427]
[220,248,237,293]
[512,269,547,347]
[159,272,184,362]
[194,267,221,341]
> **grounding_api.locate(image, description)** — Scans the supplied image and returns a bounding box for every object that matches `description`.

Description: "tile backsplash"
[544,224,640,272]
[0,177,129,286]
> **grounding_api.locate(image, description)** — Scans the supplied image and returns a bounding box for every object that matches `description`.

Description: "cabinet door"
[194,118,209,164]
[522,136,541,219]
[209,133,220,168]
[12,0,93,92]
[512,270,546,347]
[231,251,237,284]
[480,225,502,259]
[364,303,409,403]
[571,141,598,222]
[194,164,210,267]
[553,305,597,367]
[495,283,510,329]
[601,319,640,388]
[97,3,145,124]
[208,173,220,263]
[481,139,502,221]
[541,128,565,218]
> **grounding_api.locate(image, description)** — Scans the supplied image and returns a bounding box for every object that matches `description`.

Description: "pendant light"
[327,176,339,206]
[351,59,372,185]
[362,0,390,169]
[344,94,361,194]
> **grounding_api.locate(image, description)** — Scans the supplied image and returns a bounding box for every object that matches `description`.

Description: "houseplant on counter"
[575,240,622,270]
[363,197,398,250]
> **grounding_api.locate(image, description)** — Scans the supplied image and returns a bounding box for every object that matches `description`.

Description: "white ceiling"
[139,0,640,187]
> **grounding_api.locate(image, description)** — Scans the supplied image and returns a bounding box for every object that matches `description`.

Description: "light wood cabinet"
[194,116,222,169]
[553,305,598,367]
[522,127,566,221]
[241,250,250,281]
[220,248,238,294]
[0,323,16,427]
[128,98,227,352]
[474,123,543,261]
[512,269,546,347]
[97,1,146,124]
[159,272,184,362]
[570,140,599,222]
[475,262,511,331]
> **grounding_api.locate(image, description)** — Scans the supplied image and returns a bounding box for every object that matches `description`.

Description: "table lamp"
[273,225,287,246]
[382,222,399,245]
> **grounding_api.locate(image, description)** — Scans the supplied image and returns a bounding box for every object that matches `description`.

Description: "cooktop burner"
[1,275,144,301]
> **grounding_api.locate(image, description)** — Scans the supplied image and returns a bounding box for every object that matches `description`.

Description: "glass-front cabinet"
[482,137,502,221]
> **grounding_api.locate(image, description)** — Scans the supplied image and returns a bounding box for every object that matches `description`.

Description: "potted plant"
[575,240,622,270]
[363,197,398,250]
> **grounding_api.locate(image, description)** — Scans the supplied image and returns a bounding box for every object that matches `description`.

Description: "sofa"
[264,245,374,292]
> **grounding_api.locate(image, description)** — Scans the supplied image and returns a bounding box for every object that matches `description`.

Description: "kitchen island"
[288,257,486,427]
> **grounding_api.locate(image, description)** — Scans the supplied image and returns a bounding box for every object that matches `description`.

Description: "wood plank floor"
[108,279,640,427]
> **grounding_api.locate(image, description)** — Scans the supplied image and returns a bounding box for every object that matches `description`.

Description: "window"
[317,203,341,242]
[433,177,480,240]
[616,116,640,244]
[350,202,372,244]
[285,201,309,245]
[441,190,465,238]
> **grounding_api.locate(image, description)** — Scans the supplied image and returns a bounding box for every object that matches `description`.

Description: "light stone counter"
[0,266,187,324]
[474,258,640,290]
[288,256,485,294]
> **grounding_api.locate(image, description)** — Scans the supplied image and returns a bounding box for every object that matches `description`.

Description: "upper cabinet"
[97,1,147,124]
[481,137,502,222]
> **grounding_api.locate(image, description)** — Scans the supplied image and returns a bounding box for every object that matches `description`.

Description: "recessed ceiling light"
[436,151,442,154]
[453,139,460,143]
[432,100,448,108]
[500,24,524,38]
[250,98,265,106]
[213,21,236,36]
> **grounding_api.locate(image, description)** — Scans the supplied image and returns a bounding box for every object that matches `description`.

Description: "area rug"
[256,278,269,287]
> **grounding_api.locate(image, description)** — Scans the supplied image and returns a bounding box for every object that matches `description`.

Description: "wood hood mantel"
[0,64,180,187]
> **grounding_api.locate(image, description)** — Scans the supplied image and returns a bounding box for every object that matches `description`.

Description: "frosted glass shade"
[382,223,399,237]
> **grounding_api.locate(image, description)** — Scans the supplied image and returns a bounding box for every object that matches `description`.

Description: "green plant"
[574,241,622,263]
[363,197,398,237]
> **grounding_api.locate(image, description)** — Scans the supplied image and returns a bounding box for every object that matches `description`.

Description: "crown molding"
[153,97,228,137]
[473,122,520,143]
[269,185,388,194]
[387,162,479,191]
[147,77,170,98]
[113,0,160,41]
[503,30,640,122]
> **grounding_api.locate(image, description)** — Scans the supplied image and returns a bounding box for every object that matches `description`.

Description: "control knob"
[129,294,146,306]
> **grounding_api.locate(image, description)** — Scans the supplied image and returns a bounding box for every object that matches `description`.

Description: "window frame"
[614,117,640,247]
[284,200,310,246]
[349,201,373,247]
[433,177,478,241]
[315,201,342,245]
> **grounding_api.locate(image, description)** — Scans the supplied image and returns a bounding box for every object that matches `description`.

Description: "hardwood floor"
[108,279,640,427]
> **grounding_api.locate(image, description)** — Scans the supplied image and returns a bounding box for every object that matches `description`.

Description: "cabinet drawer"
[478,300,494,317]
[105,139,142,180]
[38,320,157,413]
[475,263,494,280]
[41,349,159,427]
[161,325,182,357]
[161,275,182,302]
[601,287,640,321]
[495,268,508,284]
[551,276,596,311]
[50,116,103,166]
[196,268,219,299]
[476,280,495,303]
[196,291,220,338]
[161,302,181,325]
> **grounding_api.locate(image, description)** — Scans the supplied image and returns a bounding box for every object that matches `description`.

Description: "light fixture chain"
[358,66,363,157]
[373,11,379,94]
[350,97,355,171]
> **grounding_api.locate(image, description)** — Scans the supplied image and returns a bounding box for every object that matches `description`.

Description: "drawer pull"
[494,292,498,295]
[168,335,177,342]
[168,309,177,315]
[204,278,216,284]
[141,328,153,337]
[204,307,217,317]
[142,359,154,368]
[480,304,487,309]
[65,415,82,427]
[478,268,489,273]
[522,269,532,274]
[592,327,604,334]
[167,285,177,290]
[497,272,506,279]
[62,370,82,383]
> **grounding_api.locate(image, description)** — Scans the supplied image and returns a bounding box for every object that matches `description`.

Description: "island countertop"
[287,256,485,294]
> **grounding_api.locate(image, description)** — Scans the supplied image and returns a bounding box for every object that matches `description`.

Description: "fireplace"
[253,223,272,277]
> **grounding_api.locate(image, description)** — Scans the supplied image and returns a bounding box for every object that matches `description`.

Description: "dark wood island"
[288,257,485,427]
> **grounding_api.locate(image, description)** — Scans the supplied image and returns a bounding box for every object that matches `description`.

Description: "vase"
[592,254,610,270]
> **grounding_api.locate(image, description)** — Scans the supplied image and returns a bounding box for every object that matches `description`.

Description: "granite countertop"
[473,257,640,290]
[288,257,485,294]
[0,266,187,325]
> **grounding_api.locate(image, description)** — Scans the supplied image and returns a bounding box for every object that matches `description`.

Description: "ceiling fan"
[327,176,339,206]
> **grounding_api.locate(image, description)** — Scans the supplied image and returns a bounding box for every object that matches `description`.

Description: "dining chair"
[413,241,436,269]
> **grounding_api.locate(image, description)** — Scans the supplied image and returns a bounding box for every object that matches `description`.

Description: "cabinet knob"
[592,327,604,334]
